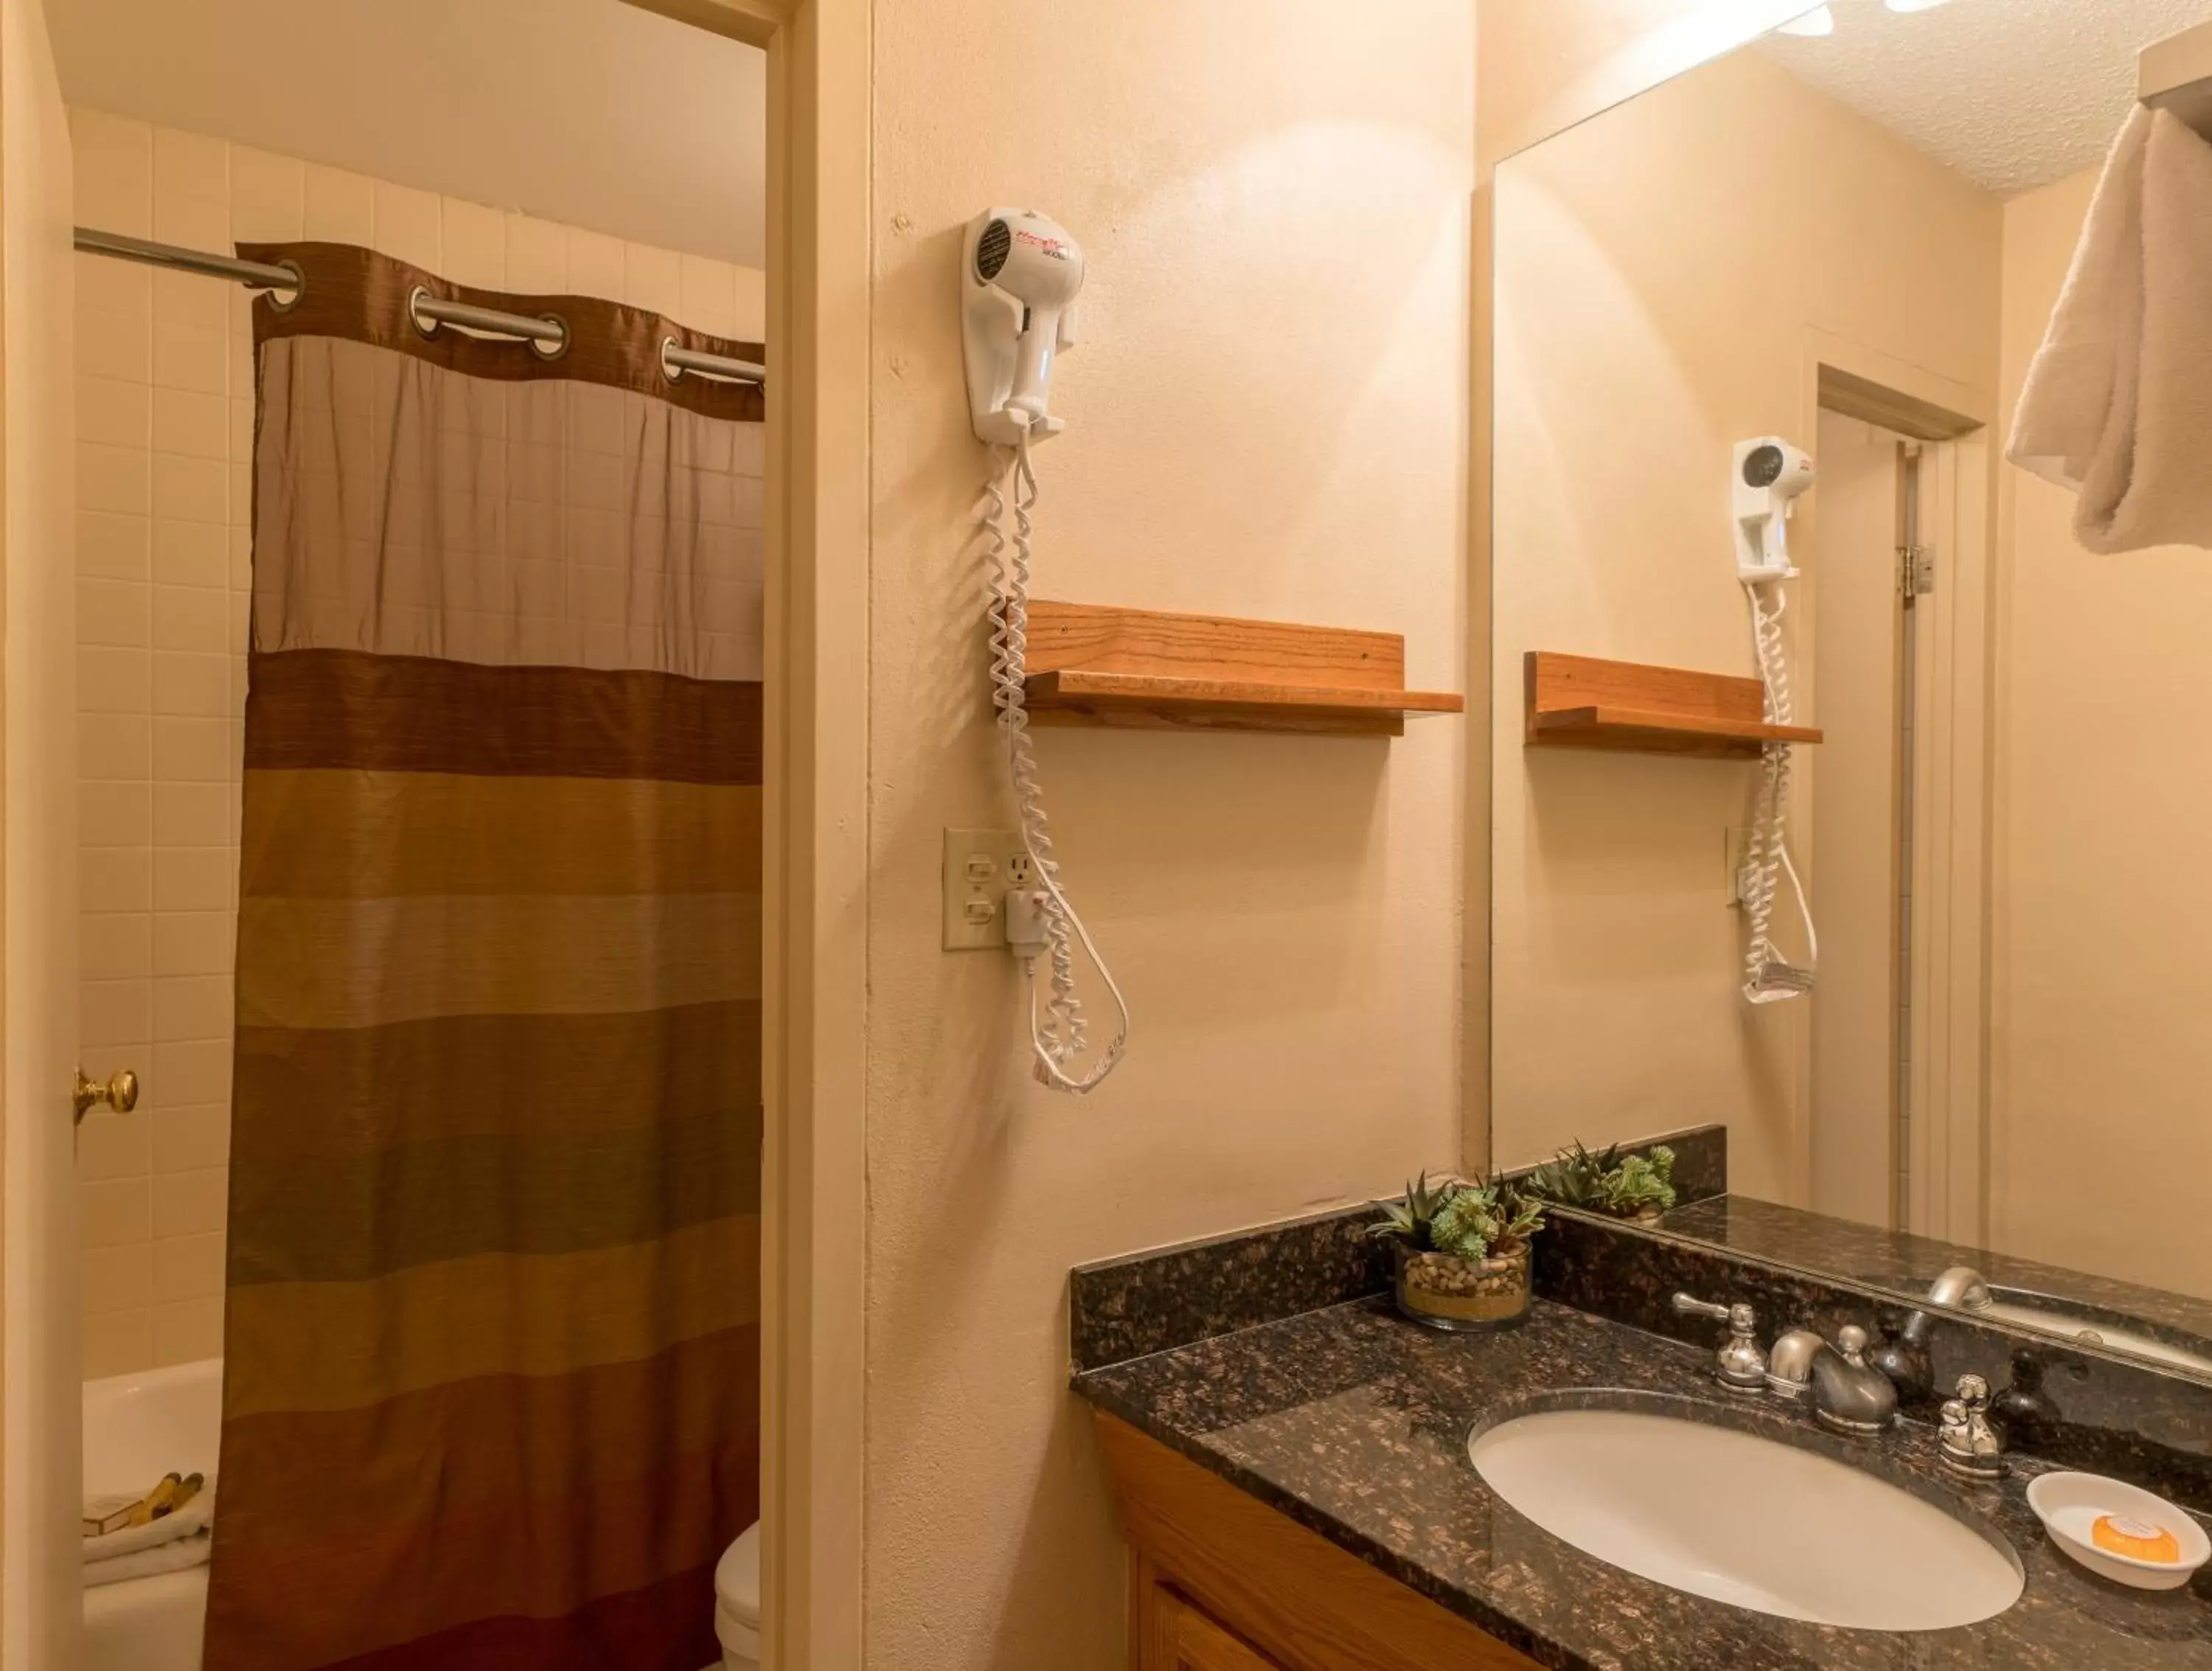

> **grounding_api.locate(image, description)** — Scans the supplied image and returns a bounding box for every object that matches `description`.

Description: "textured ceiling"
[1761,0,2212,197]
[48,0,766,266]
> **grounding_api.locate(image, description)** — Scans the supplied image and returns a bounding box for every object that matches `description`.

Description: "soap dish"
[2027,1471,2211,1590]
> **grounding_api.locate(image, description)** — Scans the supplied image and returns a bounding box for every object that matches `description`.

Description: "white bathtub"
[83,1358,221,1671]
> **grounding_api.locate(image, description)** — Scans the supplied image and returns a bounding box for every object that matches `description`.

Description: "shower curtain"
[206,242,763,1671]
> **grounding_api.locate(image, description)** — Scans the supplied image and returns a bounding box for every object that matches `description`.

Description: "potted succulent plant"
[1368,1172,1547,1332]
[1525,1139,1679,1222]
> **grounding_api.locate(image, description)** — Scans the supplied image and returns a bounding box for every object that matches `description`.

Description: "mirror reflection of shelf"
[1023,601,1464,737]
[1523,650,1822,760]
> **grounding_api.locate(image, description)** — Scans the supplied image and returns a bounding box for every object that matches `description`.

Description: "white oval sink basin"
[1470,1406,2023,1630]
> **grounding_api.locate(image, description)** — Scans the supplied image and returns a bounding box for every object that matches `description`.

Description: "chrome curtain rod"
[72,226,767,388]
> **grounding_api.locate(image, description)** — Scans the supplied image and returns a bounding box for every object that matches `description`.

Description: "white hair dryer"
[1733,437,1817,580]
[962,206,1127,1093]
[1732,436,1819,1004]
[963,208,1085,446]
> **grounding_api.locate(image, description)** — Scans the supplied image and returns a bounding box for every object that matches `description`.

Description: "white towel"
[2008,105,2212,554]
[83,1479,215,1588]
[82,1532,209,1590]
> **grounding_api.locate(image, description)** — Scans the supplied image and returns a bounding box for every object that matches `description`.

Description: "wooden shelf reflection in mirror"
[1525,650,1822,760]
[1023,602,1464,737]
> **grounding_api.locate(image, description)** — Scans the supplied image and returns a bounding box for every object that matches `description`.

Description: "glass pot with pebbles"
[1368,1173,1547,1333]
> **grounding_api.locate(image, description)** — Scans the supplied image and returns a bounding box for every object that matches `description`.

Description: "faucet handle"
[1835,1324,1871,1366]
[1673,1293,1766,1392]
[1673,1293,1752,1329]
[1938,1372,2006,1481]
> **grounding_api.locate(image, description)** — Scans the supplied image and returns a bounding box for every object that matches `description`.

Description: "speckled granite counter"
[1660,1195,2212,1365]
[1074,1296,2212,1670]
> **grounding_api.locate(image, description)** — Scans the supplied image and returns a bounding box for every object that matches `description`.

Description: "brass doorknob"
[72,1067,139,1125]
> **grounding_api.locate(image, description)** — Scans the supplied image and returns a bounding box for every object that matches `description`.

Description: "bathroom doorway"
[1805,366,1992,1246]
[0,0,875,1662]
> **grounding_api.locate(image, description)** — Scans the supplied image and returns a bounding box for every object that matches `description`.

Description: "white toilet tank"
[715,1522,762,1670]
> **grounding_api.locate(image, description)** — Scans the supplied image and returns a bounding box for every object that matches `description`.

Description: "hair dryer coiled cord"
[1741,575,1818,1004]
[982,428,1130,1093]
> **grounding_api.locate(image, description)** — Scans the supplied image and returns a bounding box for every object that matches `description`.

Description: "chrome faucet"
[1672,1293,1767,1392]
[1806,1324,1899,1436]
[1937,1374,2007,1481]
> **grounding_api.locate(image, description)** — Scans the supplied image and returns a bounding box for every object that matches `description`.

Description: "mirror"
[1488,0,2212,1380]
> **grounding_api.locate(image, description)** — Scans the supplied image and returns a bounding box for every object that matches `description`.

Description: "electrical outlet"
[1006,851,1036,889]
[942,828,1026,950]
[1725,827,1752,907]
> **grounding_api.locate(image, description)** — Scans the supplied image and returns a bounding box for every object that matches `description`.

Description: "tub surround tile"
[1068,1124,1725,1373]
[1076,1298,2212,1671]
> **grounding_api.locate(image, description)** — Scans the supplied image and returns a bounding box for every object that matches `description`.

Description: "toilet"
[714,1523,762,1670]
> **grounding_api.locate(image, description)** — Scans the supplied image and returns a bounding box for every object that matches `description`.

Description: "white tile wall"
[71,108,765,1380]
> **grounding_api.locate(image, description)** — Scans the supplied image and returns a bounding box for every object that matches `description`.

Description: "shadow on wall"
[982,1394,1130,1670]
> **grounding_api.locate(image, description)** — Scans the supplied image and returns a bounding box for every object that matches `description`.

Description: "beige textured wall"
[863,2,1473,1664]
[1988,168,2212,1298]
[69,107,764,1378]
[1488,49,2000,1194]
[1476,0,1813,173]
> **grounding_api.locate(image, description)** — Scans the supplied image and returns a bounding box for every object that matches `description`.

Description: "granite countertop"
[1074,1296,2212,1670]
[1660,1195,2212,1364]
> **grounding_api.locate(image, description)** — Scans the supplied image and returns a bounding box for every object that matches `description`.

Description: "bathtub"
[83,1358,221,1671]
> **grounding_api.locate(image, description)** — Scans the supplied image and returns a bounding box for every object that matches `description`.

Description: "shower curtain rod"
[72,226,768,387]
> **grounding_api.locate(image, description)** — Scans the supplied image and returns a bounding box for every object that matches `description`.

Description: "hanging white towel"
[2008,106,2212,554]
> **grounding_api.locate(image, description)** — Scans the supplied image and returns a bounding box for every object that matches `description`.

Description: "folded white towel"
[2008,105,2212,554]
[82,1532,209,1590]
[83,1478,215,1586]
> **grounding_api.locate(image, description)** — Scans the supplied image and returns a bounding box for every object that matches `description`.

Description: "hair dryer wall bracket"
[963,207,1084,448]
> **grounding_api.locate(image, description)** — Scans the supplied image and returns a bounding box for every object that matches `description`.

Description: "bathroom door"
[0,0,81,1662]
[1807,409,1907,1229]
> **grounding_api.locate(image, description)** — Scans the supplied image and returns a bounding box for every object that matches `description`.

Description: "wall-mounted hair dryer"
[1732,436,1819,1004]
[1732,437,1817,581]
[963,205,1127,1094]
[963,208,1085,446]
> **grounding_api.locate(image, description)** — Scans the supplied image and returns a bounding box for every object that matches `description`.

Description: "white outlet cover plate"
[942,827,1027,951]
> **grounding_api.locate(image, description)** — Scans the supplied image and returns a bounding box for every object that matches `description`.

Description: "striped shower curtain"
[205,243,763,1671]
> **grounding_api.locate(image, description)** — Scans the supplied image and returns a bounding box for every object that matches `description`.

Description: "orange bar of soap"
[2093,1515,2182,1563]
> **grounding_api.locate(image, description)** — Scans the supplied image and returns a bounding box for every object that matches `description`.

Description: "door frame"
[1802,333,1994,1248]
[622,2,869,1664]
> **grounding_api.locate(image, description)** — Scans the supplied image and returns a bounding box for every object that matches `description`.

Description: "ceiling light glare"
[1777,6,1837,37]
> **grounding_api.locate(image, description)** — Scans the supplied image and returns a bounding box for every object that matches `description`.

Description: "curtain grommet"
[658,335,684,383]
[407,284,439,339]
[531,316,570,361]
[265,260,305,313]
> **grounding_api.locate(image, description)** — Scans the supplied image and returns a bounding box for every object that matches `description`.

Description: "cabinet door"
[1148,1583,1287,1671]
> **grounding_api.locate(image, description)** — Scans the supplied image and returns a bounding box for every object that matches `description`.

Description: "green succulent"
[1368,1171,1453,1248]
[1369,1172,1548,1260]
[1526,1139,1678,1218]
[1601,1145,1677,1215]
[1524,1139,1623,1209]
[1428,1188,1496,1261]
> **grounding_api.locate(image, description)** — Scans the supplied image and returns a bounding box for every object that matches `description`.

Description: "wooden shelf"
[1524,650,1821,760]
[1022,602,1464,737]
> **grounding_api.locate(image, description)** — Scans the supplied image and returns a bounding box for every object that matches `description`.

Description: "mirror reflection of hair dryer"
[1733,437,1817,580]
[1734,437,1819,1004]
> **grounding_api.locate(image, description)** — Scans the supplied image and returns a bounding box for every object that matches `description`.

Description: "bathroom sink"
[1469,1403,2023,1630]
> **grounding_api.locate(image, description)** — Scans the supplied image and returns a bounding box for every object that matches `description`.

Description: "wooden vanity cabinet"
[1095,1411,1545,1671]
